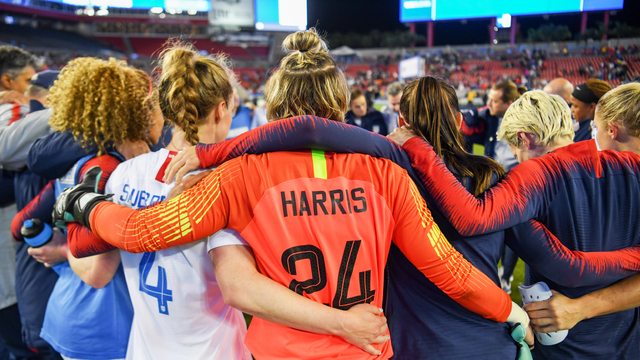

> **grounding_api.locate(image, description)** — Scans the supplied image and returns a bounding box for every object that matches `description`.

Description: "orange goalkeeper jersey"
[90,150,512,360]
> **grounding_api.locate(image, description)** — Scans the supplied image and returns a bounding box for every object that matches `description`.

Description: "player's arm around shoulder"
[66,231,121,290]
[67,154,123,288]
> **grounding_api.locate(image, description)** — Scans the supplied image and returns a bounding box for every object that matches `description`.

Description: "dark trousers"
[0,304,61,360]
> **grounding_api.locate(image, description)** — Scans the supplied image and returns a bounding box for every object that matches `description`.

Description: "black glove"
[53,166,112,230]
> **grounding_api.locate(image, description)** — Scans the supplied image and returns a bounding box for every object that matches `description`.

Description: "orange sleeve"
[90,158,244,253]
[391,170,512,323]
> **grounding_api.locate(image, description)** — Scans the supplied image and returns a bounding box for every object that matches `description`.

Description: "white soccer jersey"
[105,149,252,360]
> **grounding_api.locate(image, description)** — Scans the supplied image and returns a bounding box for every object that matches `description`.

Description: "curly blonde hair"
[48,57,158,154]
[265,28,349,122]
[157,40,234,145]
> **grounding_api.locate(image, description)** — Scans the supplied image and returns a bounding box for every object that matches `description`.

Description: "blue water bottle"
[21,219,64,274]
[21,219,53,247]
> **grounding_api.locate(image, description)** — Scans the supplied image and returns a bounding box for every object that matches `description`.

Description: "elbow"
[10,216,24,241]
[219,280,245,311]
[82,274,112,289]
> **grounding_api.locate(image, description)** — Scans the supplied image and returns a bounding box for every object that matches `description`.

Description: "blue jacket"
[345,108,388,136]
[574,119,593,143]
[461,107,518,171]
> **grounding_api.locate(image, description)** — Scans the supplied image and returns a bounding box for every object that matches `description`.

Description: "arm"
[0,109,51,171]
[26,131,96,179]
[507,220,640,288]
[164,115,409,184]
[11,180,55,241]
[459,109,487,146]
[67,222,117,258]
[211,245,389,356]
[524,274,640,333]
[164,117,550,237]
[66,247,121,289]
[87,159,241,253]
[401,136,558,235]
[64,155,122,286]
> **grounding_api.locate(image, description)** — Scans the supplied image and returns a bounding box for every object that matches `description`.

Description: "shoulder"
[0,103,29,127]
[112,150,168,179]
[80,154,123,178]
[369,108,383,116]
[477,107,492,119]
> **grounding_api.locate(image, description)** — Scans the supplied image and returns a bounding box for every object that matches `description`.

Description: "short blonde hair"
[596,83,640,137]
[498,90,574,146]
[265,28,349,122]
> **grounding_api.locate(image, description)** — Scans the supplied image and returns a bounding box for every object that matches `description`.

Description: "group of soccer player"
[4,27,640,360]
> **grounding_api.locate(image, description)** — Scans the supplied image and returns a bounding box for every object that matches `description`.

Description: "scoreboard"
[400,0,624,22]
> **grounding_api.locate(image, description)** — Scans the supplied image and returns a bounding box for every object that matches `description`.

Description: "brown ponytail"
[158,41,234,145]
[401,76,505,196]
[265,28,349,122]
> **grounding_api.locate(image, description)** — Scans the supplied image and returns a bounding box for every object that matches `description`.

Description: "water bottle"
[21,219,64,274]
[21,219,53,248]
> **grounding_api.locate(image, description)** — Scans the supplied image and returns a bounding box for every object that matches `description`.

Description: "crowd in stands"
[2,26,640,360]
[94,22,206,36]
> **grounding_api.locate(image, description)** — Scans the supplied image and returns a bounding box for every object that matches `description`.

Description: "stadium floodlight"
[84,6,95,16]
[4,16,13,24]
[188,9,197,15]
[496,14,511,28]
[255,22,265,30]
[159,13,166,18]
[96,6,109,16]
[150,7,163,14]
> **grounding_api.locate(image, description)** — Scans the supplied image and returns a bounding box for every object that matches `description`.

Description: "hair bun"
[282,28,327,54]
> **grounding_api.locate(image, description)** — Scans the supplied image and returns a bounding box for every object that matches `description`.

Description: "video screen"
[400,0,624,22]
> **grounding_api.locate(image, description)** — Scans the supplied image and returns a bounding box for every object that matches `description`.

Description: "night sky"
[307,0,640,46]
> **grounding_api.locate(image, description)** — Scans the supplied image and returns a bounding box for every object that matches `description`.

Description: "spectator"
[461,81,526,173]
[381,82,403,134]
[0,70,59,171]
[570,79,612,143]
[543,78,573,105]
[0,46,37,128]
[345,89,387,136]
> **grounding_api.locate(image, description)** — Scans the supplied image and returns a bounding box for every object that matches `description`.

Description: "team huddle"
[2,28,640,360]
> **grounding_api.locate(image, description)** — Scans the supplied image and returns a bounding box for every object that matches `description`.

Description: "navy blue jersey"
[401,137,640,359]
[573,119,593,143]
[192,116,640,359]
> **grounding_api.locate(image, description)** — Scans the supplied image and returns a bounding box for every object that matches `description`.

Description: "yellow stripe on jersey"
[312,150,327,179]
[407,174,432,228]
